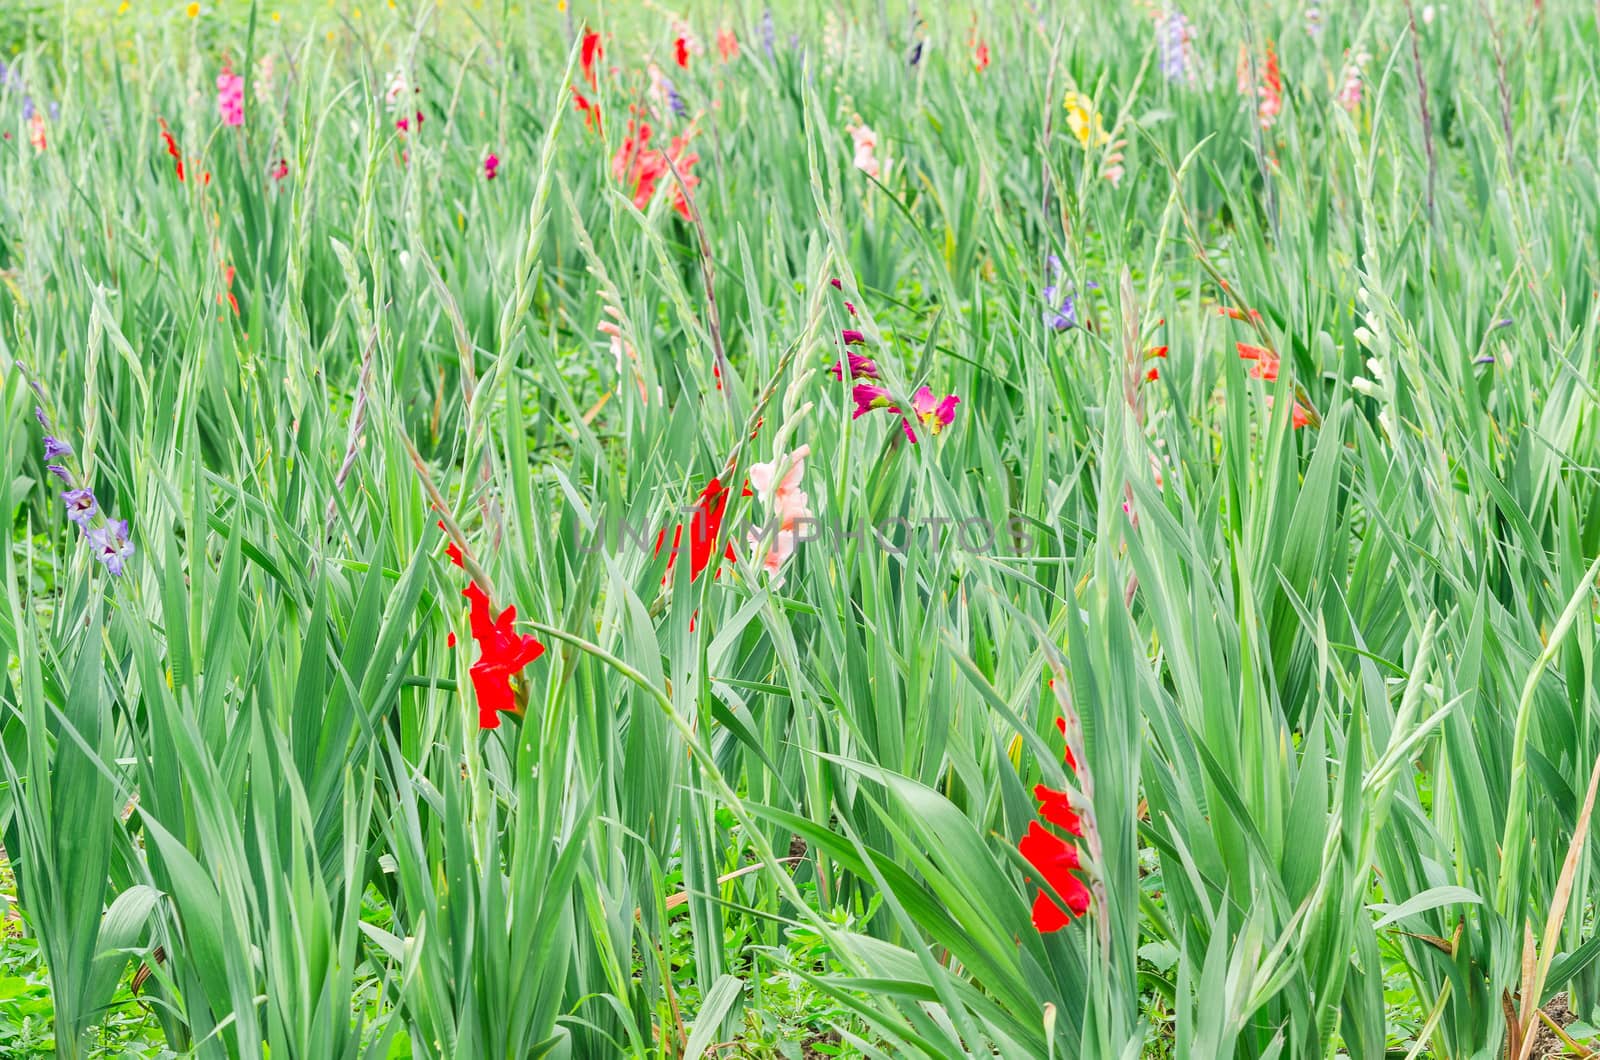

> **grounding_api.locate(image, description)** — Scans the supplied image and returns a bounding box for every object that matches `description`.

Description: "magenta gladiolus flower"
[483,152,500,180]
[851,383,898,419]
[841,329,865,344]
[831,353,880,381]
[904,386,959,442]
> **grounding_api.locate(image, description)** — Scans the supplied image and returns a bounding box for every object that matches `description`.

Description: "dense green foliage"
[2,1,1600,1056]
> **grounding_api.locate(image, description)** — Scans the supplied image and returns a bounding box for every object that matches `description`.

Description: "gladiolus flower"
[973,39,990,72]
[1018,715,1090,931]
[847,121,887,181]
[657,476,737,583]
[269,158,289,180]
[675,36,690,68]
[746,446,812,585]
[437,521,464,567]
[580,29,603,87]
[462,581,545,729]
[216,62,245,127]
[1062,91,1110,148]
[851,384,897,420]
[1034,784,1083,836]
[612,117,699,219]
[1236,342,1279,381]
[1043,254,1086,331]
[904,386,959,442]
[63,488,97,526]
[1266,395,1314,428]
[1240,41,1283,129]
[830,353,879,381]
[157,119,208,184]
[86,519,134,577]
[1020,822,1091,930]
[572,87,602,133]
[717,28,738,61]
[483,151,500,180]
[748,444,809,515]
[1157,10,1196,85]
[42,436,72,459]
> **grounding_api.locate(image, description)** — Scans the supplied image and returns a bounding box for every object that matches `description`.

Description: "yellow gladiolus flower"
[1062,91,1109,149]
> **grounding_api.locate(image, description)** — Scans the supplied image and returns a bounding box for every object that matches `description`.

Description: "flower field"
[3,0,1600,1056]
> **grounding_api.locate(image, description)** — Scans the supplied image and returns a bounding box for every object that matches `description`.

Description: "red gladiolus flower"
[612,117,699,219]
[157,118,207,183]
[219,264,240,317]
[1018,716,1090,931]
[675,36,690,68]
[1266,395,1314,428]
[973,39,990,72]
[572,87,602,134]
[580,29,603,88]
[1236,341,1279,381]
[657,476,736,583]
[437,520,464,568]
[463,581,545,729]
[1033,784,1083,836]
[1019,822,1091,930]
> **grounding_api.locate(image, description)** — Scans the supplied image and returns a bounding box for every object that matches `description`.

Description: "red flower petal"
[1033,784,1083,837]
[463,581,545,729]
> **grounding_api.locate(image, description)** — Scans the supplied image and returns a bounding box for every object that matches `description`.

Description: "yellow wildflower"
[1062,91,1110,149]
[185,1,200,15]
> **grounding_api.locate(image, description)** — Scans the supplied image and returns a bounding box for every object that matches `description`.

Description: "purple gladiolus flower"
[87,519,133,577]
[1043,254,1085,332]
[21,96,34,121]
[45,464,72,485]
[62,488,97,526]
[34,407,50,430]
[760,8,775,57]
[42,436,72,458]
[1157,10,1195,85]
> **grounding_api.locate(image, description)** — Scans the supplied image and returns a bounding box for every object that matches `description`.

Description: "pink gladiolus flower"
[216,63,244,127]
[483,152,500,180]
[749,444,810,516]
[747,446,812,584]
[847,122,887,181]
